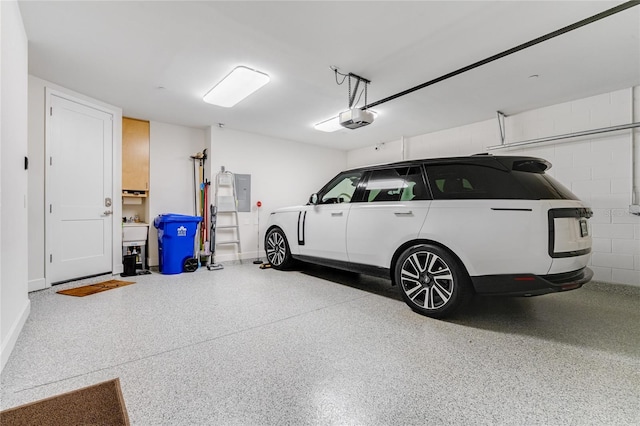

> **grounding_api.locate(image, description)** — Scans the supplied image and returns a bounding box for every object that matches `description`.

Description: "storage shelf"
[122,191,148,198]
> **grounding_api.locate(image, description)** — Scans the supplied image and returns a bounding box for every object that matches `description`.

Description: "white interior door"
[47,94,113,284]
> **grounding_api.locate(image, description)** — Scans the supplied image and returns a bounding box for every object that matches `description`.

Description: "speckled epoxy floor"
[1,263,639,425]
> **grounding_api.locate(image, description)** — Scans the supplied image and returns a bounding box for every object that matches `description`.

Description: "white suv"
[265,155,593,318]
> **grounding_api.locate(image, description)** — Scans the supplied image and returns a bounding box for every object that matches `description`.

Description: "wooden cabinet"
[122,117,150,192]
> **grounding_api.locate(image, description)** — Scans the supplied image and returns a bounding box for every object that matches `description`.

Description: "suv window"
[511,171,578,200]
[427,164,526,199]
[364,166,428,202]
[426,163,579,200]
[319,171,363,204]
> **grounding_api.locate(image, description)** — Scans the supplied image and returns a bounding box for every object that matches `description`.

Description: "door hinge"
[50,157,53,166]
[50,204,52,213]
[50,107,53,116]
[50,254,53,263]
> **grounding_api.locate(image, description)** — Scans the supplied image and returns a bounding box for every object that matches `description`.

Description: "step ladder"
[214,168,242,258]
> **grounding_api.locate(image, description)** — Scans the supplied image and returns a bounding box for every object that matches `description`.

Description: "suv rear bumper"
[471,267,593,296]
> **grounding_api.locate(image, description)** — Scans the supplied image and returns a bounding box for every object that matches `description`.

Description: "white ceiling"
[18,1,640,150]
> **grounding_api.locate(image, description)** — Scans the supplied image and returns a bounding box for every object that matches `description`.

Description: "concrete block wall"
[347,87,640,287]
[500,89,638,286]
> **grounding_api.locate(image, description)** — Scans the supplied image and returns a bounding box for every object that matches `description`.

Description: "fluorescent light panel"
[203,66,270,107]
[314,110,378,132]
[314,116,344,132]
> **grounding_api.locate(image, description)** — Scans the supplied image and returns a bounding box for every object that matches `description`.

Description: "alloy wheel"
[400,250,455,310]
[266,230,287,266]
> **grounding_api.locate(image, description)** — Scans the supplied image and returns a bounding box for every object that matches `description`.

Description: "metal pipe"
[362,1,640,111]
[496,111,506,145]
[632,88,639,211]
[486,122,640,151]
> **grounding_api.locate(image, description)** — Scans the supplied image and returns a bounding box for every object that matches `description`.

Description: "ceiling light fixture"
[203,66,270,107]
[314,110,378,133]
[314,116,344,133]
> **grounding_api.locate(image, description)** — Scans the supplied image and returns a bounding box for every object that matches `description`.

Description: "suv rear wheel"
[395,244,470,318]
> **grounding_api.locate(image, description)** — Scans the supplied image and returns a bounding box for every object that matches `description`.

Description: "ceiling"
[18,1,640,150]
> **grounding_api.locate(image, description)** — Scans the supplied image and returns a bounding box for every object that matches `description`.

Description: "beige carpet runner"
[0,378,130,425]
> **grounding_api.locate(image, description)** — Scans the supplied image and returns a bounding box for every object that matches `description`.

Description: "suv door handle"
[394,211,413,216]
[331,212,343,217]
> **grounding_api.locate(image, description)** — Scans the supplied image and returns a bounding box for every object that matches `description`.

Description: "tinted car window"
[511,171,578,200]
[364,166,428,202]
[427,164,526,199]
[319,171,363,204]
[426,163,579,200]
[402,167,429,201]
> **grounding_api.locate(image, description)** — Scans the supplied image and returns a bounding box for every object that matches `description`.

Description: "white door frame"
[44,88,123,287]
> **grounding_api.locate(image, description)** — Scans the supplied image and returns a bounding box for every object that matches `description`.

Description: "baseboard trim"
[213,251,260,263]
[148,253,261,268]
[1,299,31,373]
[28,277,46,292]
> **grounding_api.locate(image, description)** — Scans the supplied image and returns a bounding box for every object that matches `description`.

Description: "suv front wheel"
[395,244,470,318]
[265,227,294,270]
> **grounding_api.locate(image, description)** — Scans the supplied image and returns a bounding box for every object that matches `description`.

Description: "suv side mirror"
[309,193,319,205]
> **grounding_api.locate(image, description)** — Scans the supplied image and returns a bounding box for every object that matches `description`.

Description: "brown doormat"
[56,280,135,297]
[0,378,130,426]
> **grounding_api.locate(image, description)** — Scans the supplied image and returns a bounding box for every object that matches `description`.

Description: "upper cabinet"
[122,117,150,193]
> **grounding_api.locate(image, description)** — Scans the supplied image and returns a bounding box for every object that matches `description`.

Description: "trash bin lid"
[154,214,202,228]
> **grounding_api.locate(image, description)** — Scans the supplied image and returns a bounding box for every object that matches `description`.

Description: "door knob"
[103,210,113,216]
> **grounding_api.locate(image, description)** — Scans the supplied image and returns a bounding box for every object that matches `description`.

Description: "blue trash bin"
[153,214,202,274]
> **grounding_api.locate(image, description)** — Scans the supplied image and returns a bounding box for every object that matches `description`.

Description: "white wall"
[1,0,30,372]
[346,120,497,169]
[26,76,46,290]
[347,87,640,287]
[147,121,206,267]
[208,127,347,262]
[27,76,123,289]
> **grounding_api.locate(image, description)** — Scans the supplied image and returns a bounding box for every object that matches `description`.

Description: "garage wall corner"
[207,127,347,263]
